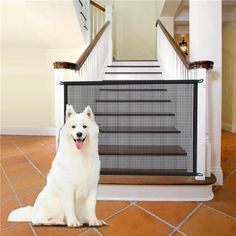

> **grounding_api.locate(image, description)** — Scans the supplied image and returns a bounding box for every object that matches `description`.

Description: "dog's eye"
[72,125,76,129]
[83,125,87,129]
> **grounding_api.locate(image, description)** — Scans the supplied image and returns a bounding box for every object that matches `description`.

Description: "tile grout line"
[103,202,134,222]
[13,144,46,179]
[169,203,202,235]
[202,203,236,220]
[168,229,188,236]
[1,164,38,236]
[78,202,134,235]
[77,228,92,236]
[1,185,44,202]
[93,227,104,236]
[134,203,176,229]
[38,142,56,154]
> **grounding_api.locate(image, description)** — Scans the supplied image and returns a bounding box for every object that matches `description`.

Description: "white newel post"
[189,0,222,184]
[55,69,65,149]
[105,3,112,65]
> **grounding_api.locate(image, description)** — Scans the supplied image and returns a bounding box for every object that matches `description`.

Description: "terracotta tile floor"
[1,131,236,236]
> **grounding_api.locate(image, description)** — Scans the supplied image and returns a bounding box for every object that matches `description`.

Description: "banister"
[90,0,105,12]
[156,20,213,70]
[54,21,110,70]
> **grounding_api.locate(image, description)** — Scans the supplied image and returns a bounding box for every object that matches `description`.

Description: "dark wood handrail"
[54,21,110,70]
[90,0,105,12]
[156,20,213,70]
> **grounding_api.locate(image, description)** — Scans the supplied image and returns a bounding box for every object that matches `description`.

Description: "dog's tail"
[8,206,33,222]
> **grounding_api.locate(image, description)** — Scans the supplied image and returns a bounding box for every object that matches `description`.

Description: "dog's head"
[64,105,99,150]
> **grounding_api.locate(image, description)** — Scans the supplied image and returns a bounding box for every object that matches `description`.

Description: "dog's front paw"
[67,218,81,227]
[88,218,104,227]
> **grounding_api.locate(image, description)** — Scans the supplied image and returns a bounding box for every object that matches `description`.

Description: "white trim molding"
[222,122,236,133]
[0,127,56,136]
[97,184,214,202]
[211,166,223,185]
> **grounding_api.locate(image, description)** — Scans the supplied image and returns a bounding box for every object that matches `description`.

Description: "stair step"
[108,65,160,67]
[99,88,167,92]
[101,168,187,175]
[106,66,161,73]
[105,72,162,74]
[96,99,170,103]
[100,126,180,134]
[112,60,159,66]
[104,73,162,80]
[99,145,187,156]
[95,112,175,116]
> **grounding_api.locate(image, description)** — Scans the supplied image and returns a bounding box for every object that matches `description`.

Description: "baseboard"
[222,122,236,133]
[211,166,223,185]
[97,184,214,201]
[0,127,56,136]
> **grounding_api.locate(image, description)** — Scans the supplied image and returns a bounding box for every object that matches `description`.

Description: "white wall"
[1,48,82,132]
[222,22,236,133]
[1,0,84,134]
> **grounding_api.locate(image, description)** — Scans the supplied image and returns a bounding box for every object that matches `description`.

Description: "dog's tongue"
[75,140,83,150]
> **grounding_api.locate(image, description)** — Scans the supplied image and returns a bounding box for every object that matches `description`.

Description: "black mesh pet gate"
[63,80,199,176]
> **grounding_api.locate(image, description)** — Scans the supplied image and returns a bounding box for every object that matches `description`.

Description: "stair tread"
[101,168,187,175]
[107,65,160,68]
[95,112,175,116]
[100,126,180,133]
[105,72,162,74]
[99,88,167,92]
[99,145,187,156]
[96,99,171,103]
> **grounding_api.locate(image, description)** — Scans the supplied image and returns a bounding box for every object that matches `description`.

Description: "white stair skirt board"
[112,61,160,66]
[0,127,56,136]
[104,73,163,80]
[97,184,214,201]
[106,67,162,73]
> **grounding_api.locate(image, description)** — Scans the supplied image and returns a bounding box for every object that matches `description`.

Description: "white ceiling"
[1,0,84,49]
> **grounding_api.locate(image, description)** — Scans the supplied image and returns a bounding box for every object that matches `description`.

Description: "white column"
[189,0,223,184]
[105,3,112,65]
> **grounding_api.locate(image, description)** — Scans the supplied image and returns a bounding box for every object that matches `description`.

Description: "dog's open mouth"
[72,137,86,150]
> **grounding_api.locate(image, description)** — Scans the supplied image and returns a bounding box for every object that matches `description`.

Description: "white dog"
[8,105,102,227]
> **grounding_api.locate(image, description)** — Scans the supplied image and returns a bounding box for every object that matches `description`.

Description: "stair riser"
[100,156,188,170]
[97,92,168,100]
[99,133,182,146]
[112,61,160,66]
[95,103,173,113]
[96,117,175,127]
[104,74,162,80]
[106,67,161,72]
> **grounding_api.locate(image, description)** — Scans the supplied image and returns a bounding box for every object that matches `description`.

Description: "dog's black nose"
[76,132,83,138]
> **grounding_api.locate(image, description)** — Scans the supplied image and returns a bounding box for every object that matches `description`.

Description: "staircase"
[62,60,195,176]
[54,1,217,200]
[97,61,192,175]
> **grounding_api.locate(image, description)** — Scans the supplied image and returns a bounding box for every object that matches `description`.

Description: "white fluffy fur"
[8,105,102,227]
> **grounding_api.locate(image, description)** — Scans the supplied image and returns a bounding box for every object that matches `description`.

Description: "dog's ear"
[66,104,76,120]
[84,106,95,120]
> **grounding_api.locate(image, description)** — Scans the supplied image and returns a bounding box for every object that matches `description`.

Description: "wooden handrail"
[156,20,213,70]
[90,0,105,12]
[54,21,110,70]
